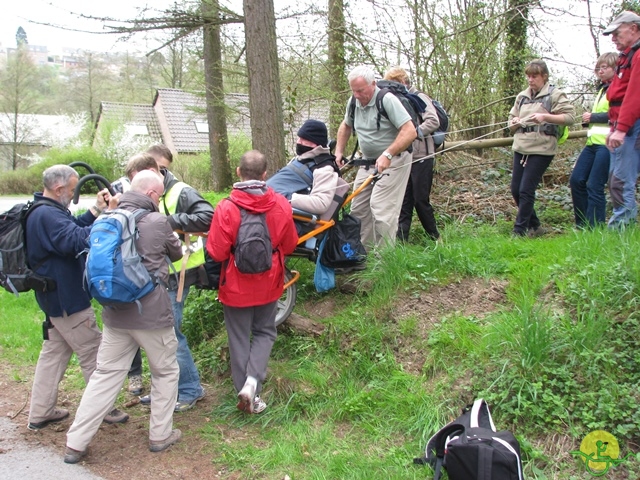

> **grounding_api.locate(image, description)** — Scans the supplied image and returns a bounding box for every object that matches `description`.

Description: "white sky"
[0,0,176,54]
[0,0,616,88]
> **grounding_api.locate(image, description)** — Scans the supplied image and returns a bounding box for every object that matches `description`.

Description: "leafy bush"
[0,146,117,195]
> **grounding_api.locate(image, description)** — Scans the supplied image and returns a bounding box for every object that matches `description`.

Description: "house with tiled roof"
[94,87,329,159]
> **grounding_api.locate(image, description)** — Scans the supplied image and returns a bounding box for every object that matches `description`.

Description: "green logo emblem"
[571,430,633,476]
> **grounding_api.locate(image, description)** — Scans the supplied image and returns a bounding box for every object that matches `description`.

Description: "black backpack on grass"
[0,201,57,296]
[415,399,523,480]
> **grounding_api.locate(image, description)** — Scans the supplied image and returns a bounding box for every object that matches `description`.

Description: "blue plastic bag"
[314,236,335,292]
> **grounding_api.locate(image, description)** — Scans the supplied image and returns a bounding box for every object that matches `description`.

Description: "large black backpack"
[0,201,57,296]
[428,97,449,148]
[415,399,524,480]
[348,80,427,149]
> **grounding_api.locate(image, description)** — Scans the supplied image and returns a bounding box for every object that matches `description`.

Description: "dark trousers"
[511,153,553,234]
[397,158,440,241]
[128,348,142,377]
[569,144,610,227]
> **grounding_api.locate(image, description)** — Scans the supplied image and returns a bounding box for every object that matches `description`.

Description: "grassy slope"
[2,222,639,479]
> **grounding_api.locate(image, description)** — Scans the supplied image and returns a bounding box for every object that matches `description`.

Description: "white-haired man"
[334,65,417,247]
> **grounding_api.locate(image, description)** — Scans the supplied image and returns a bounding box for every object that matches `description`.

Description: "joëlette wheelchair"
[275,171,378,326]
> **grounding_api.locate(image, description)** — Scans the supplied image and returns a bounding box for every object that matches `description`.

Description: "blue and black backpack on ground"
[415,398,524,480]
[85,208,156,312]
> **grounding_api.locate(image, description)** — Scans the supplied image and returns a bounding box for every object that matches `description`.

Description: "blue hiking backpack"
[85,209,156,311]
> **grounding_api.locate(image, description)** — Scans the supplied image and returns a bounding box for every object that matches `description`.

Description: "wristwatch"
[382,151,393,160]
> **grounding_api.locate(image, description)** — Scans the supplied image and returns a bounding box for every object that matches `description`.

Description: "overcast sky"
[0,0,176,53]
[0,0,616,89]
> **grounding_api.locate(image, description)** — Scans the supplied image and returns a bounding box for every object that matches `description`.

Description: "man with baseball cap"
[603,11,640,227]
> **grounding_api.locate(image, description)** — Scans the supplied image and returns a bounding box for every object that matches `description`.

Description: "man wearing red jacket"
[206,150,298,414]
[604,11,640,227]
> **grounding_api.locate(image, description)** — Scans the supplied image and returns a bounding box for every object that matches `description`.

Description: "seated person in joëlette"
[267,120,348,230]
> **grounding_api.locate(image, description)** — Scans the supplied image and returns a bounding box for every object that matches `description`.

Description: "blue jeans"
[608,119,640,227]
[570,144,610,227]
[168,286,204,402]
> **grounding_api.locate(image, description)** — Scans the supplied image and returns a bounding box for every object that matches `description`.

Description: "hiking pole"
[176,234,191,303]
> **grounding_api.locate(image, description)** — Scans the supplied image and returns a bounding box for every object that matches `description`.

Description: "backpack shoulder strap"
[374,88,391,130]
[348,96,356,130]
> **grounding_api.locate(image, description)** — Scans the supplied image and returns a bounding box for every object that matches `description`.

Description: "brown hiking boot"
[149,429,182,452]
[64,446,87,464]
[27,408,69,430]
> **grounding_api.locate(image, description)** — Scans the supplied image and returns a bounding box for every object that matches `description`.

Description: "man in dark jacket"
[25,165,126,431]
[65,171,183,464]
[140,144,213,412]
[207,150,298,414]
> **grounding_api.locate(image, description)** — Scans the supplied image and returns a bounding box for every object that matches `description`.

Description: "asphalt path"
[0,417,103,480]
[0,196,95,214]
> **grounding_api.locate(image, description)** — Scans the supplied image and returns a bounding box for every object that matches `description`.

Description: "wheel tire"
[275,268,297,327]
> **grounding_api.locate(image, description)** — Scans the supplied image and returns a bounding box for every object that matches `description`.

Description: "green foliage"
[0,146,117,194]
[3,220,640,479]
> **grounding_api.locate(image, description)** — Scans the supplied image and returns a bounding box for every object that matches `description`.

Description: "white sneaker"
[253,395,267,414]
[237,381,256,413]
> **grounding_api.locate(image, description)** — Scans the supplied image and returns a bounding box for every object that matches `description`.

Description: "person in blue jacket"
[25,165,127,431]
[570,52,618,227]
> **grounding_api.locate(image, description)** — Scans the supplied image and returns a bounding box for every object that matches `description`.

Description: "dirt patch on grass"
[392,277,508,374]
[0,365,232,479]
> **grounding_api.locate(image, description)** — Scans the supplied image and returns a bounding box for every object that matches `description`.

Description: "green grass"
[2,223,639,479]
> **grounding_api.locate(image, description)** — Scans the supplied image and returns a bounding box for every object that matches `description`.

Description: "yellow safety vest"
[586,87,611,146]
[161,182,206,272]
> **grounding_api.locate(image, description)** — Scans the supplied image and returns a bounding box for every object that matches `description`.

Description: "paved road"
[0,417,103,480]
[0,196,95,214]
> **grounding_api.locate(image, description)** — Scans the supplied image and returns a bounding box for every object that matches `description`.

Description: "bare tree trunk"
[502,0,529,127]
[328,0,348,139]
[243,0,286,173]
[203,0,233,191]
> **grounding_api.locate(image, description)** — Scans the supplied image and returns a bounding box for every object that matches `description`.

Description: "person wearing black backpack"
[206,151,298,414]
[25,165,128,432]
[334,65,417,248]
[384,67,441,242]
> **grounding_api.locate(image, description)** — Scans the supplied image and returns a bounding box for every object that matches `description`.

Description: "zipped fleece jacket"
[100,191,183,330]
[509,82,575,156]
[607,39,640,133]
[206,182,298,308]
[25,194,97,317]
